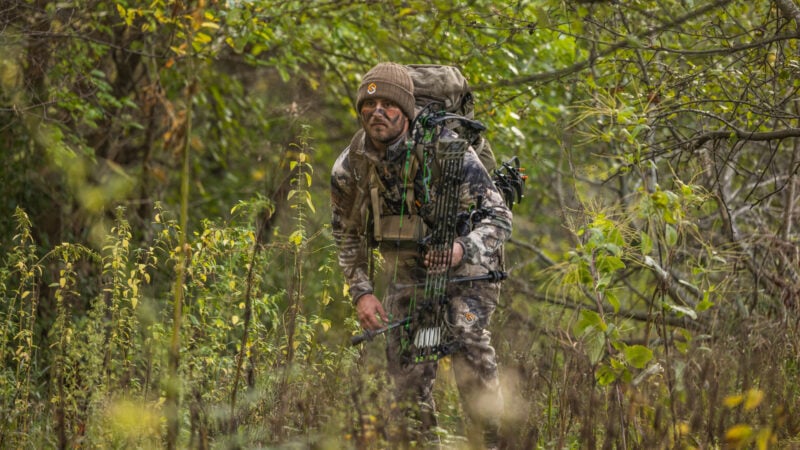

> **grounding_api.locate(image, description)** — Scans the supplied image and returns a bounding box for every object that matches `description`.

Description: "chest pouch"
[369,156,428,243]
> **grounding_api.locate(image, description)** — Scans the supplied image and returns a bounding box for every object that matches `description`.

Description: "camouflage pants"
[379,248,503,443]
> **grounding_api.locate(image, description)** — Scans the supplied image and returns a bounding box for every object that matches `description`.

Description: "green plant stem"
[229,209,273,432]
[166,70,195,449]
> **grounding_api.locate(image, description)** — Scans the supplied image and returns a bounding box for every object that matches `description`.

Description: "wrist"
[352,291,373,306]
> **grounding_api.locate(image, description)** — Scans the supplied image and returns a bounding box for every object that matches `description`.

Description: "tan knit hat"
[356,62,416,121]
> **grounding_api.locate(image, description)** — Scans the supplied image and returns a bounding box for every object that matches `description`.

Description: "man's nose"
[372,103,389,116]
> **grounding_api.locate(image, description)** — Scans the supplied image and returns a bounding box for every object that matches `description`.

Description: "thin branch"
[505,276,709,332]
[473,0,736,90]
[774,0,800,27]
[690,127,800,149]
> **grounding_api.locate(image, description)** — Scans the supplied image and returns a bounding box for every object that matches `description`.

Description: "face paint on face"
[360,98,409,150]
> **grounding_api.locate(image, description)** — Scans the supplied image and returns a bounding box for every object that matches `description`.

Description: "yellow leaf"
[744,389,764,411]
[723,394,744,408]
[289,230,303,246]
[395,7,415,18]
[251,168,265,181]
[725,424,753,444]
[194,32,212,44]
[231,315,239,325]
[756,427,773,450]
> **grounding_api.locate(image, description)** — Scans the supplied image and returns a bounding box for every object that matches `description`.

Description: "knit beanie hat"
[356,62,416,121]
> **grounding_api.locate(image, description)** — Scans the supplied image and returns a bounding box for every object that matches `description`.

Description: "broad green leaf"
[623,344,653,369]
[665,224,678,246]
[585,330,606,365]
[597,254,625,273]
[606,290,620,313]
[575,310,606,335]
[595,362,617,386]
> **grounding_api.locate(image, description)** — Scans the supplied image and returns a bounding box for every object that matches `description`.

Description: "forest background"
[1,0,799,448]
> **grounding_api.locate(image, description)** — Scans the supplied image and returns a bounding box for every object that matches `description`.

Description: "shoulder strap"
[349,129,424,230]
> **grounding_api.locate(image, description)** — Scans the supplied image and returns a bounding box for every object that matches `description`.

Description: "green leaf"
[586,330,606,365]
[305,196,316,213]
[623,344,653,369]
[597,254,625,273]
[651,191,668,207]
[596,362,617,386]
[606,290,620,313]
[665,224,678,246]
[575,310,606,335]
[697,289,715,312]
[640,231,653,255]
[675,328,692,354]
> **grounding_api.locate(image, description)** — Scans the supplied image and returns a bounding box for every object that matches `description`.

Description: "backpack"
[406,64,497,172]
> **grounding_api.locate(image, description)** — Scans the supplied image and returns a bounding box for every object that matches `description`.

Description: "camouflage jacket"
[330,130,513,303]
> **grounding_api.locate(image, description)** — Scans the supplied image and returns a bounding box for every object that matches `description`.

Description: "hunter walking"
[330,62,512,448]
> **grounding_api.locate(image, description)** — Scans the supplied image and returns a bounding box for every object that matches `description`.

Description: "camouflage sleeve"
[330,148,373,303]
[454,147,513,268]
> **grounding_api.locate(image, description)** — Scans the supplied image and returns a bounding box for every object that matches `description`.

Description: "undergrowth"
[1,192,799,448]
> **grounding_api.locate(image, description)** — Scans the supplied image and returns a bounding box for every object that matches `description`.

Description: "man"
[330,62,512,448]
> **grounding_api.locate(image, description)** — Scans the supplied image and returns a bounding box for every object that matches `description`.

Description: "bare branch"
[689,127,800,149]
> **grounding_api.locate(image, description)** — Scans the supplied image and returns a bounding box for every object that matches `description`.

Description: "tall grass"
[0,194,360,448]
[1,201,799,448]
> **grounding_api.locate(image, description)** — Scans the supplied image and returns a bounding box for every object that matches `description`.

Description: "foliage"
[1,0,800,447]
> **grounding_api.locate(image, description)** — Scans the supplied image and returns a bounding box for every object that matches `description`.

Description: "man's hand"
[423,242,464,273]
[355,293,388,331]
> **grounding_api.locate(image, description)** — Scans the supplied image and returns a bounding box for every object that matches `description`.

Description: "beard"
[364,110,407,146]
